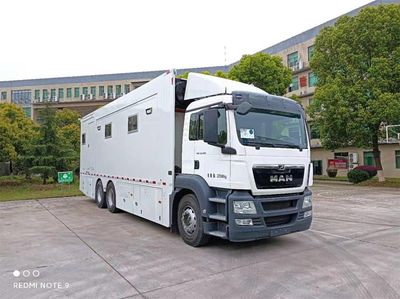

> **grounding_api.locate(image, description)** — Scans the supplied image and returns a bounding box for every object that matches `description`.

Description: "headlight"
[302,195,312,209]
[233,201,256,214]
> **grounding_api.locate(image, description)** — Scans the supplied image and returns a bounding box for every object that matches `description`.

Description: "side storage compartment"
[116,182,134,213]
[134,185,163,224]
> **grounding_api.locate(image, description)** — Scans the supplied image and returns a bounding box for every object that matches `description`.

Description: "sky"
[0,0,373,81]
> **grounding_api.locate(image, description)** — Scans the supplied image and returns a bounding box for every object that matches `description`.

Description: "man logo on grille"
[278,165,285,170]
[270,174,293,183]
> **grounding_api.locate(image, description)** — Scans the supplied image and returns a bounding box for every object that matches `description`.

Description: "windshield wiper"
[274,143,304,151]
[243,140,276,149]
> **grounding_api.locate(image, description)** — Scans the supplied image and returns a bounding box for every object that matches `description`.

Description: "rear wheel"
[95,180,106,208]
[177,194,209,247]
[106,182,119,213]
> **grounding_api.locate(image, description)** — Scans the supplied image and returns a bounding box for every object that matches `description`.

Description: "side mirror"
[204,109,219,144]
[236,102,252,115]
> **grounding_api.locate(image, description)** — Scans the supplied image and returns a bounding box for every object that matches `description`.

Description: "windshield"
[235,109,308,149]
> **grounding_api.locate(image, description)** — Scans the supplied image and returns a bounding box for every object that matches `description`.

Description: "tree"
[55,109,81,154]
[21,107,78,184]
[228,52,292,95]
[309,4,400,181]
[176,70,211,79]
[0,103,37,167]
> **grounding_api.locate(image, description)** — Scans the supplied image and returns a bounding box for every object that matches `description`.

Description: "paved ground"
[0,184,399,299]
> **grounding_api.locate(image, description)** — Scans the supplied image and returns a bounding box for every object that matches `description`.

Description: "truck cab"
[173,73,312,245]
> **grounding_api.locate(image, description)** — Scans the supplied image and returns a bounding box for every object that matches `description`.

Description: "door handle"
[194,160,200,169]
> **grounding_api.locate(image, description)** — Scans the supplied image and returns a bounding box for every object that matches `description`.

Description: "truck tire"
[95,180,106,208]
[106,182,119,213]
[177,194,209,247]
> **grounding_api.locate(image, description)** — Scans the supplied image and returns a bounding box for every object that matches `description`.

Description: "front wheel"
[177,194,209,247]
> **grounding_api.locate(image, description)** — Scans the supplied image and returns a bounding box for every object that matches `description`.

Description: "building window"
[107,85,113,97]
[90,86,96,97]
[334,152,348,159]
[105,123,112,138]
[43,89,49,100]
[290,76,299,91]
[308,45,315,62]
[34,90,40,100]
[67,88,72,98]
[116,85,121,96]
[50,89,56,100]
[74,87,80,98]
[363,151,377,166]
[287,51,299,68]
[82,133,86,145]
[1,91,6,100]
[395,150,400,169]
[124,84,130,94]
[82,87,88,96]
[58,88,64,99]
[128,115,138,133]
[309,72,318,87]
[99,86,105,96]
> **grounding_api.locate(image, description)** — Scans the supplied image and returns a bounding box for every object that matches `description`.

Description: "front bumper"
[227,189,312,242]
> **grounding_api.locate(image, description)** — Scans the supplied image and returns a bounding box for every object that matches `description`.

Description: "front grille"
[262,200,296,211]
[252,218,264,226]
[265,215,292,227]
[253,166,304,189]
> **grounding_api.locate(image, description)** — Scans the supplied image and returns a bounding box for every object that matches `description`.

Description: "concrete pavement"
[0,184,399,299]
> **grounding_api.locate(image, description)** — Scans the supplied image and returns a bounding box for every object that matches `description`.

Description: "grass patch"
[357,177,400,188]
[313,175,349,182]
[0,175,82,202]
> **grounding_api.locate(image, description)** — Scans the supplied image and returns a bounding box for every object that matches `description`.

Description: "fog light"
[304,210,312,218]
[302,195,312,209]
[233,201,256,214]
[235,219,253,226]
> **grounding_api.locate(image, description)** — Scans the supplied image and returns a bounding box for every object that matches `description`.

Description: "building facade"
[259,0,400,178]
[0,0,399,177]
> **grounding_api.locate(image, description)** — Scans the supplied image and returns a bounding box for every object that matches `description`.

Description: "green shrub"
[347,169,369,183]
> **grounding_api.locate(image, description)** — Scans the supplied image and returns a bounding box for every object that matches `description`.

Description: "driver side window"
[189,108,227,145]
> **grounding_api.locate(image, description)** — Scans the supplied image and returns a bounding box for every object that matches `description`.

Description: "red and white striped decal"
[80,171,168,186]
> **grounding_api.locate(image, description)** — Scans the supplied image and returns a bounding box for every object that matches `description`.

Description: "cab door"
[192,108,231,189]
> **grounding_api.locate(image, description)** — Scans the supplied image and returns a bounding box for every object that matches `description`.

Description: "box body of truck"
[80,70,313,246]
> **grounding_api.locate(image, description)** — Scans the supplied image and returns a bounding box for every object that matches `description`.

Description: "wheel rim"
[96,185,102,203]
[107,188,114,208]
[181,206,197,235]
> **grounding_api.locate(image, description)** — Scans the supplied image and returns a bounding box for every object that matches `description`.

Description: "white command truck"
[80,70,313,246]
